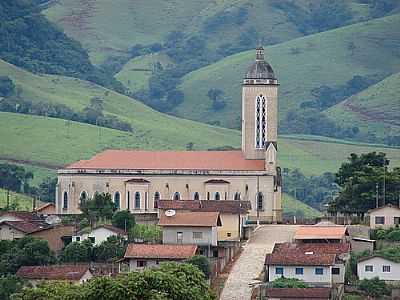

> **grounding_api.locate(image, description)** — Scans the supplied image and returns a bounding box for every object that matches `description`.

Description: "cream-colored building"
[56,47,282,223]
[368,204,400,229]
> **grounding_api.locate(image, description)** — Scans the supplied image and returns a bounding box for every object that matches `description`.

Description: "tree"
[80,192,116,226]
[0,275,24,300]
[129,224,162,244]
[112,210,135,231]
[11,281,85,300]
[0,76,15,97]
[92,236,126,262]
[59,239,93,263]
[358,277,389,298]
[0,236,55,275]
[185,255,211,279]
[35,177,57,202]
[271,277,309,288]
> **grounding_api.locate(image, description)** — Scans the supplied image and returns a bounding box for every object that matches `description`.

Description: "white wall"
[358,257,400,281]
[127,258,183,271]
[0,224,25,240]
[162,226,217,246]
[268,265,332,287]
[73,227,126,246]
[370,207,400,229]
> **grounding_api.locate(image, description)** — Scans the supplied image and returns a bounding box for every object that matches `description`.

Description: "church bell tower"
[242,47,279,173]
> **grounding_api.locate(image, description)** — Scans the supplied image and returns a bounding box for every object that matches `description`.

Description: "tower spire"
[256,40,264,61]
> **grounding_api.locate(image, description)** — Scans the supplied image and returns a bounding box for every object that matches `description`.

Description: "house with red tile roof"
[0,220,49,240]
[294,225,349,244]
[121,243,197,272]
[16,265,93,285]
[55,47,282,224]
[264,287,331,300]
[72,224,128,245]
[265,243,350,288]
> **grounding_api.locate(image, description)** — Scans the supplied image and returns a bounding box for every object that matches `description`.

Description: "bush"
[271,277,309,288]
[112,210,135,231]
[186,255,211,279]
[387,230,400,241]
[358,277,389,298]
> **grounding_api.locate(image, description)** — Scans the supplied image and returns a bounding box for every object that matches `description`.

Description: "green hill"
[282,193,322,219]
[176,14,400,130]
[326,72,400,139]
[44,0,379,65]
[0,58,240,152]
[0,188,39,211]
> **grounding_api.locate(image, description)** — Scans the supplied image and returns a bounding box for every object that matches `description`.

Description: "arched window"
[234,192,241,201]
[255,95,267,149]
[257,192,264,210]
[194,192,200,201]
[154,192,160,208]
[135,192,141,209]
[80,191,87,205]
[173,192,180,201]
[215,192,221,201]
[114,192,120,209]
[63,192,68,209]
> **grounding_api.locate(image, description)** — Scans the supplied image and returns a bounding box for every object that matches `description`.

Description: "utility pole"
[256,176,260,226]
[376,183,379,208]
[6,189,10,210]
[383,157,386,206]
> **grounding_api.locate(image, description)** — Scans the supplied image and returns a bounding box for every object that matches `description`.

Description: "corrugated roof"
[0,221,49,234]
[158,200,251,214]
[265,288,331,299]
[294,226,347,240]
[159,211,221,227]
[124,244,197,259]
[66,150,265,171]
[16,265,90,280]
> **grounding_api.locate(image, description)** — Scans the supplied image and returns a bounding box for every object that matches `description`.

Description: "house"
[358,255,400,281]
[368,204,400,229]
[294,225,349,244]
[0,211,43,223]
[265,288,331,300]
[72,225,128,245]
[36,203,56,215]
[16,265,93,285]
[158,211,221,257]
[0,220,49,240]
[30,224,75,252]
[121,243,197,272]
[56,47,282,224]
[265,243,350,287]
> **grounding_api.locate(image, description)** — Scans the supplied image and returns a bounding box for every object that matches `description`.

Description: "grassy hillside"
[176,14,400,130]
[0,59,240,151]
[0,188,38,211]
[44,0,377,65]
[326,72,400,138]
[282,193,322,219]
[2,112,400,176]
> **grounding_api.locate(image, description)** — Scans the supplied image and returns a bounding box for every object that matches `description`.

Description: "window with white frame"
[193,232,203,239]
[365,265,373,272]
[383,265,391,272]
[315,268,324,275]
[275,267,283,275]
[375,216,385,224]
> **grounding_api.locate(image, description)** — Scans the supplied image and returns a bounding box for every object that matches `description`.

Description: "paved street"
[220,225,299,300]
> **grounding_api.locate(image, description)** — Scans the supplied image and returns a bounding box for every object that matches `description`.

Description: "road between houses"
[219,225,299,300]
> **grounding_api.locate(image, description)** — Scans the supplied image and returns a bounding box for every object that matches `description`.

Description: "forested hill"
[0,0,124,92]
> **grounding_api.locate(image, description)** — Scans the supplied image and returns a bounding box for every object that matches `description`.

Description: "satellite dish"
[165,209,176,217]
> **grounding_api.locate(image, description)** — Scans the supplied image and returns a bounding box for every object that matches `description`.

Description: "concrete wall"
[358,257,400,281]
[31,225,75,252]
[56,173,280,222]
[162,226,217,246]
[72,227,126,246]
[0,224,25,240]
[369,207,400,229]
[268,265,332,287]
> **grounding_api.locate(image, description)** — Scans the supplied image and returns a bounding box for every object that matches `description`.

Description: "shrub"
[387,230,400,241]
[271,277,309,288]
[358,277,389,298]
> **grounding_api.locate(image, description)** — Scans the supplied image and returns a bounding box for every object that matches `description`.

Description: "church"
[56,47,282,223]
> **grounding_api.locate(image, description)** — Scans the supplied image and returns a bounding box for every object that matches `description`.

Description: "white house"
[368,204,400,229]
[121,243,197,272]
[72,225,127,245]
[265,243,350,287]
[358,255,400,281]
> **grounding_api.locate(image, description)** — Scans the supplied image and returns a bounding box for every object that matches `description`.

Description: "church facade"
[56,47,282,223]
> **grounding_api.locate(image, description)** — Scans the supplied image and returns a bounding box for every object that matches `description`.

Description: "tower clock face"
[255,95,267,149]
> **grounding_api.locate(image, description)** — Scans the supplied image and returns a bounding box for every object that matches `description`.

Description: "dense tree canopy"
[80,192,117,226]
[112,210,136,231]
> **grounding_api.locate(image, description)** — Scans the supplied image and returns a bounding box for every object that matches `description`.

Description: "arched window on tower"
[215,192,221,201]
[135,192,141,209]
[63,192,68,209]
[234,192,241,201]
[194,192,200,201]
[154,192,160,208]
[257,192,264,211]
[255,95,267,149]
[173,192,181,201]
[114,192,120,209]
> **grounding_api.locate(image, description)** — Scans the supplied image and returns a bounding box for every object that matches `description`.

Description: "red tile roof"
[97,225,127,236]
[66,150,265,171]
[294,226,347,240]
[0,221,49,234]
[0,211,42,222]
[124,244,197,259]
[265,243,337,266]
[158,200,251,214]
[16,265,91,281]
[159,211,221,227]
[265,288,331,299]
